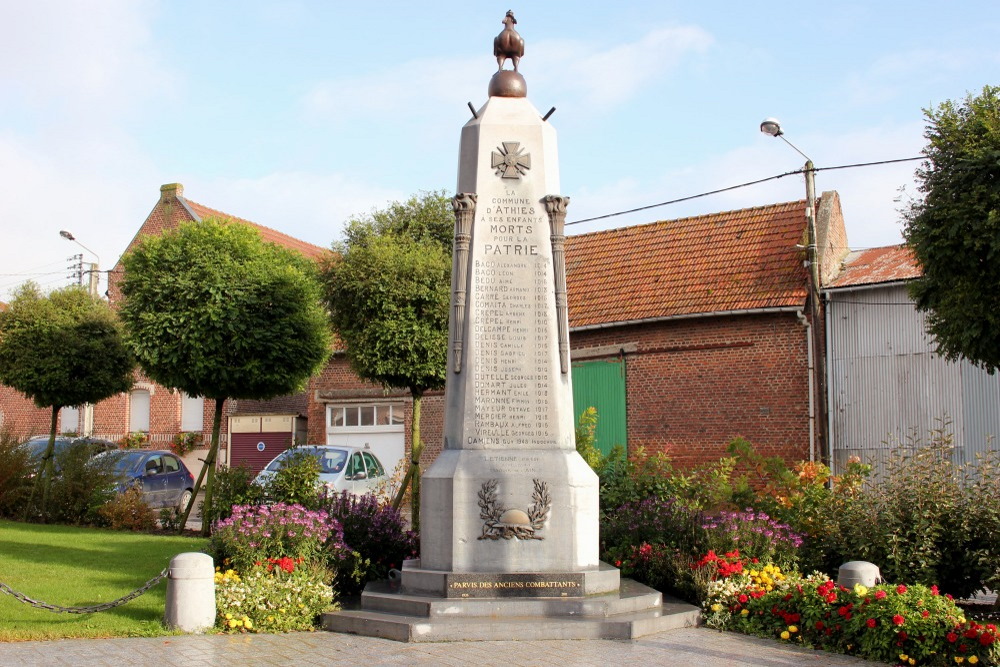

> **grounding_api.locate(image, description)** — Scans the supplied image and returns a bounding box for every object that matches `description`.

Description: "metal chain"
[0,567,168,614]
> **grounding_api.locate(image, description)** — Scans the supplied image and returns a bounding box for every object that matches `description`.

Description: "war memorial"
[324,12,701,641]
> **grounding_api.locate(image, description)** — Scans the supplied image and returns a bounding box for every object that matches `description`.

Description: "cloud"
[301,24,712,123]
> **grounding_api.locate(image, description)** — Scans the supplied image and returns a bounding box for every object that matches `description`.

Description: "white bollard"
[837,560,881,589]
[164,552,216,633]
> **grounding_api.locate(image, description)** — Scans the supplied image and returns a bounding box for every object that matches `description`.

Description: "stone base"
[321,575,701,642]
[401,559,621,597]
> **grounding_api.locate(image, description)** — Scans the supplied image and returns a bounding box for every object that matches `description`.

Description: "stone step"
[323,604,701,642]
[360,578,665,618]
[322,597,702,643]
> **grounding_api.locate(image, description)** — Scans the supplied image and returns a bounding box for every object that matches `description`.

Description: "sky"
[1,1,998,301]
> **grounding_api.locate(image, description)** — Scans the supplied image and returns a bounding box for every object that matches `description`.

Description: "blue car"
[104,449,195,511]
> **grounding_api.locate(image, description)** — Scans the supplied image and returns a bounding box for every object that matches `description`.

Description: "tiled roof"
[826,245,921,289]
[565,200,810,328]
[183,199,330,262]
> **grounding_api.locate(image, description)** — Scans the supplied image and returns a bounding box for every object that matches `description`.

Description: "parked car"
[100,449,195,511]
[254,445,389,496]
[21,435,117,472]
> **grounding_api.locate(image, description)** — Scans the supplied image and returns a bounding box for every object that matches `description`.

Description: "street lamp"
[59,230,101,436]
[59,230,100,298]
[760,117,824,465]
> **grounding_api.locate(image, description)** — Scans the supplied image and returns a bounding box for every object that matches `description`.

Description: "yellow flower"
[788,625,798,633]
[711,604,722,612]
[228,619,238,628]
[245,619,254,629]
[854,584,868,597]
[968,658,978,665]
[909,660,915,666]
[900,656,908,662]
[780,631,790,640]
[225,613,233,620]
[956,657,965,664]
[740,609,749,616]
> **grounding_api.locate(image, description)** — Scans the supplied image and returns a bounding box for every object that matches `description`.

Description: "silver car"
[254,445,389,496]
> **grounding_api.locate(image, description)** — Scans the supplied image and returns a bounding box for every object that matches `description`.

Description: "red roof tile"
[565,201,810,328]
[826,245,920,289]
[183,199,330,262]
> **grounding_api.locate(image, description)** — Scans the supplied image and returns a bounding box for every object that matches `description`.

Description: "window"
[61,406,80,434]
[346,452,365,478]
[327,403,405,430]
[162,455,180,473]
[362,451,385,477]
[130,390,151,433]
[181,393,204,432]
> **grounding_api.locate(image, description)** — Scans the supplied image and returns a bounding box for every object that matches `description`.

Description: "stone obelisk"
[325,15,700,637]
[412,10,615,594]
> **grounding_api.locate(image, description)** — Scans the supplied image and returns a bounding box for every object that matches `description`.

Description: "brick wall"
[570,312,811,467]
[0,386,56,436]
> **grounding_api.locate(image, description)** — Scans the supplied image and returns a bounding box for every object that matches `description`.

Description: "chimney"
[815,191,850,286]
[160,183,184,204]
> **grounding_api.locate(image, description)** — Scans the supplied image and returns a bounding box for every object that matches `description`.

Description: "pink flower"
[896,585,908,595]
[875,590,887,600]
[930,585,940,596]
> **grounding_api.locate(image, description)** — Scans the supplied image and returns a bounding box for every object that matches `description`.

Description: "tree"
[119,218,332,534]
[903,85,1000,372]
[0,283,134,519]
[321,191,452,531]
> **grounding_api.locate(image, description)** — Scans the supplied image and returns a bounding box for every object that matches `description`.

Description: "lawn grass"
[0,519,209,641]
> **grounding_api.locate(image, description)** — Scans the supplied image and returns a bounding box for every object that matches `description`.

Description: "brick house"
[0,184,329,473]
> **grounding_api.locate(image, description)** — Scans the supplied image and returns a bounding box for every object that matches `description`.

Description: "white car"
[254,445,389,496]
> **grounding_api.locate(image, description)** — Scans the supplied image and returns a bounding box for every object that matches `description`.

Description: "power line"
[566,156,925,227]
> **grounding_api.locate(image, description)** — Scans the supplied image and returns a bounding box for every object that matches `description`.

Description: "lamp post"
[59,230,100,436]
[760,118,825,464]
[59,230,100,298]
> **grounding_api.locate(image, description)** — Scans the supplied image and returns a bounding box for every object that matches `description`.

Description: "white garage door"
[325,403,406,478]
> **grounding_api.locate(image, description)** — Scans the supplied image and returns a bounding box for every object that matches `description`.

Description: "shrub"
[45,443,117,525]
[97,487,157,531]
[266,449,321,510]
[201,464,266,526]
[0,428,33,518]
[209,502,344,572]
[704,570,999,666]
[215,560,336,633]
[701,509,803,572]
[320,491,417,595]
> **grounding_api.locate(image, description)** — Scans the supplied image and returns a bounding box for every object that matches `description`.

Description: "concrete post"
[164,552,215,633]
[837,561,881,589]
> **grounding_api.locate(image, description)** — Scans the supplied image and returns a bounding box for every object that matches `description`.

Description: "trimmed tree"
[0,283,135,520]
[321,192,452,531]
[119,218,332,534]
[903,85,1000,372]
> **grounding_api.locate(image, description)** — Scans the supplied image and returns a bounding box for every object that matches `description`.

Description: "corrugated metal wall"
[827,284,1000,473]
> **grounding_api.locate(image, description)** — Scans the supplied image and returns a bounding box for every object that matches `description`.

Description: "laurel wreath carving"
[478,478,551,540]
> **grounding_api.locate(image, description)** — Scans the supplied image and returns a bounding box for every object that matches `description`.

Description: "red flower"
[930,584,940,596]
[893,614,905,626]
[946,593,954,600]
[947,632,959,643]
[845,612,852,621]
[815,621,825,630]
[980,632,995,646]
[875,590,887,600]
[896,585,908,595]
[965,628,980,640]
[738,594,749,604]
[898,631,908,641]
[921,610,930,618]
[826,593,837,604]
[866,618,877,628]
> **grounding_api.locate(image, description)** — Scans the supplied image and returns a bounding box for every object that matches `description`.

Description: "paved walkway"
[0,627,873,666]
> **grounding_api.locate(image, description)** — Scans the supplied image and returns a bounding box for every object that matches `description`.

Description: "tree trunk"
[390,390,424,534]
[37,405,61,522]
[177,396,225,536]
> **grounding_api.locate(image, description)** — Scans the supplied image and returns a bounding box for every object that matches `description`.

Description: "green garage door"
[571,358,627,456]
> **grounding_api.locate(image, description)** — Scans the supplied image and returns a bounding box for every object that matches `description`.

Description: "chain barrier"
[0,567,169,614]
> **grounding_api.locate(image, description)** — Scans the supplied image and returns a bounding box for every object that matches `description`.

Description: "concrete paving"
[0,627,874,666]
